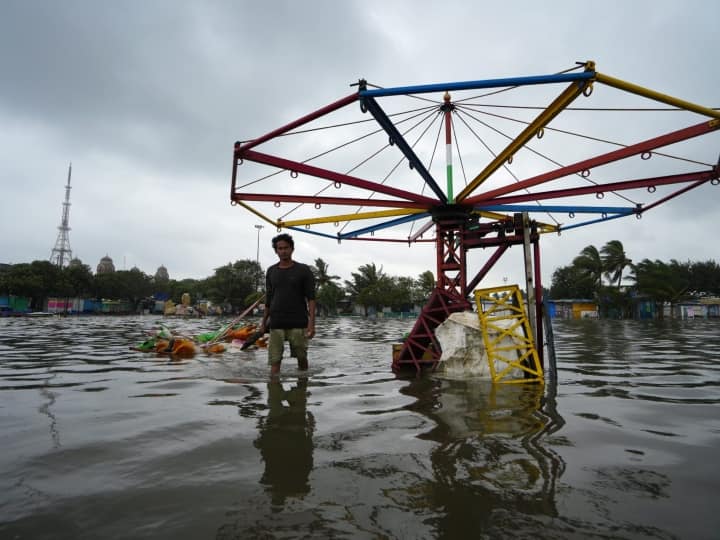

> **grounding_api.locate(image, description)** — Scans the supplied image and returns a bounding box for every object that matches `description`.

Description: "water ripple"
[0,315,718,539]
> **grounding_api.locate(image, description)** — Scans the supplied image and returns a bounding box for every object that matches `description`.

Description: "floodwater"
[0,315,718,540]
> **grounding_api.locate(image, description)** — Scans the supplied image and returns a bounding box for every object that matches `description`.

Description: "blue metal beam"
[286,226,340,241]
[339,212,430,239]
[559,212,634,232]
[360,96,448,204]
[360,72,596,98]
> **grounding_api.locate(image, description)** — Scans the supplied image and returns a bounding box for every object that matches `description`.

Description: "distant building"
[546,299,598,319]
[155,265,169,282]
[674,298,720,319]
[96,255,115,274]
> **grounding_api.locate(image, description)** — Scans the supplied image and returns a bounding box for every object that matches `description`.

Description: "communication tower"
[50,163,74,268]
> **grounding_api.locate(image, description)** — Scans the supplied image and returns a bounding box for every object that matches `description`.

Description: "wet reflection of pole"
[254,377,315,508]
[39,374,61,449]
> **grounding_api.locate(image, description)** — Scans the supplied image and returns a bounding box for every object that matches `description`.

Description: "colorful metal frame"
[230,61,719,374]
[474,285,544,384]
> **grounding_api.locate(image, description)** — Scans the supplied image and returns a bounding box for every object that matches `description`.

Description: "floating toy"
[131,318,265,357]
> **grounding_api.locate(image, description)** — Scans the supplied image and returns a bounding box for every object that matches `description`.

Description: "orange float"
[205,343,226,354]
[228,325,257,341]
[171,338,196,356]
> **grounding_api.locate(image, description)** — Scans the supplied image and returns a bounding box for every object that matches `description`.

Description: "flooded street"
[1,315,718,539]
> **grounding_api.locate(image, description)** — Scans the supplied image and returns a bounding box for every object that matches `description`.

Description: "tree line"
[549,240,720,318]
[0,258,436,316]
[4,243,718,317]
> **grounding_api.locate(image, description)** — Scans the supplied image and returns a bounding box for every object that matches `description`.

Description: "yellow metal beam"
[537,222,559,234]
[279,207,426,228]
[456,77,593,202]
[596,72,720,119]
[474,209,509,221]
[233,201,281,228]
[474,285,544,384]
[471,210,559,234]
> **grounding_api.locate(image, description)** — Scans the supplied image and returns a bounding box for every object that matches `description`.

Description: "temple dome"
[96,255,115,274]
[155,265,169,282]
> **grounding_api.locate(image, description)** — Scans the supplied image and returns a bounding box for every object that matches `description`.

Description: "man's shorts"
[268,328,308,365]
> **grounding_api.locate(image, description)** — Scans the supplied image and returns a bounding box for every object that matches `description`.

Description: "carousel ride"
[229,61,719,376]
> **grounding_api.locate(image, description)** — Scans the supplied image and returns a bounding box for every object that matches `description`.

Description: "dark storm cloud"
[0,1,383,179]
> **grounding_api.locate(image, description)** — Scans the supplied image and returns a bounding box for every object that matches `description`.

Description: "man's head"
[272,233,294,251]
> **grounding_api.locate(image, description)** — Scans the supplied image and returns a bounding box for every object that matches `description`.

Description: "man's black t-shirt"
[265,262,316,329]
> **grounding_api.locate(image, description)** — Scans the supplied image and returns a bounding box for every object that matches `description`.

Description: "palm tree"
[630,258,689,319]
[312,258,340,289]
[344,263,389,316]
[572,245,603,298]
[415,270,436,304]
[601,240,632,289]
[312,258,342,316]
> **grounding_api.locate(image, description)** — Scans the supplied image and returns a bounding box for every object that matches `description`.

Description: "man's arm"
[261,268,272,332]
[260,304,270,333]
[306,299,316,338]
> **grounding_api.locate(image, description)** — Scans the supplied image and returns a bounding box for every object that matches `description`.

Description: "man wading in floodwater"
[259,233,316,376]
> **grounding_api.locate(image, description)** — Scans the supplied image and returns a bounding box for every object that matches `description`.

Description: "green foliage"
[2,261,61,309]
[688,260,720,295]
[7,243,718,319]
[551,240,720,319]
[93,268,153,308]
[549,264,595,299]
[312,258,344,315]
[1,253,434,316]
[245,290,265,307]
[601,240,632,288]
[169,278,204,305]
[629,258,690,319]
[316,281,344,315]
[342,263,434,315]
[203,260,258,312]
[572,245,603,299]
[387,276,414,311]
[344,263,391,315]
[415,270,435,304]
[312,258,340,289]
[64,262,94,297]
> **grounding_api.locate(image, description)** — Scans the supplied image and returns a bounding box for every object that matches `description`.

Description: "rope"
[454,109,561,226]
[454,105,640,207]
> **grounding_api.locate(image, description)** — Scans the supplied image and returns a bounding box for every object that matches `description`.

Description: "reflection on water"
[399,377,566,536]
[256,377,314,507]
[0,316,719,539]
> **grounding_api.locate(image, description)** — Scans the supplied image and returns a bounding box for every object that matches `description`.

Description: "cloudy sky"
[2,0,718,290]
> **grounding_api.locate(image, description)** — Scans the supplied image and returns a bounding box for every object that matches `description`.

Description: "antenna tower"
[50,163,74,268]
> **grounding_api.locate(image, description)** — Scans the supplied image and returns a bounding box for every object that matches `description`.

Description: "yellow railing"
[474,285,544,384]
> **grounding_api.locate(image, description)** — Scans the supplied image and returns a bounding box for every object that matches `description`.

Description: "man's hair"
[272,233,294,250]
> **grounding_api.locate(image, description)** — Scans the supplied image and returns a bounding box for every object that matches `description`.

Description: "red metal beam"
[231,192,429,209]
[466,244,509,292]
[477,169,718,206]
[392,287,470,374]
[237,149,439,205]
[464,120,720,204]
[641,176,715,213]
[235,92,359,153]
